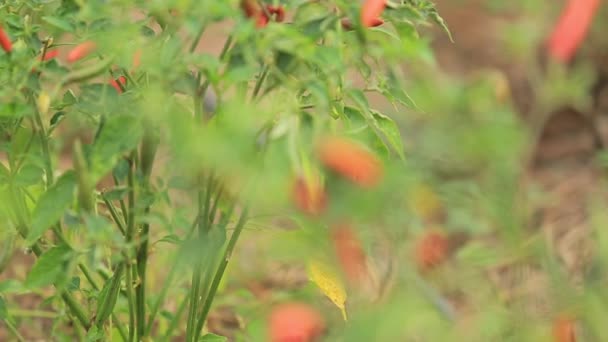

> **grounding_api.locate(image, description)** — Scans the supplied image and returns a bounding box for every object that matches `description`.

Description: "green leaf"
[0,296,8,320]
[41,16,74,32]
[371,111,405,160]
[95,264,124,326]
[67,276,80,292]
[199,333,228,342]
[26,172,76,245]
[25,245,72,289]
[90,114,143,183]
[102,187,128,201]
[13,163,44,187]
[0,280,23,294]
[86,325,104,342]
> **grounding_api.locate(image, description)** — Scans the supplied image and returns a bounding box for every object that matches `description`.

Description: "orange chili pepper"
[317,136,382,187]
[269,302,325,342]
[67,41,97,63]
[0,26,12,53]
[546,0,600,63]
[361,0,386,28]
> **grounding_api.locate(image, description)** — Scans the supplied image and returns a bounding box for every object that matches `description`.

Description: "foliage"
[2,0,607,341]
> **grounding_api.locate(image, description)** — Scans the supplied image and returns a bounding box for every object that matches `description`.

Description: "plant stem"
[144,252,179,336]
[193,208,248,339]
[251,65,269,100]
[3,319,26,342]
[189,22,207,53]
[137,128,158,339]
[33,106,54,185]
[125,260,136,342]
[125,151,139,340]
[101,195,127,235]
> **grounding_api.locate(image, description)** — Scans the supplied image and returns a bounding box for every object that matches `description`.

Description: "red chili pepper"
[331,224,368,285]
[292,176,327,216]
[0,26,12,53]
[361,0,386,28]
[40,49,59,61]
[67,41,97,63]
[110,76,127,93]
[341,17,384,31]
[546,0,600,63]
[317,136,383,187]
[241,1,286,28]
[241,0,260,18]
[266,5,286,22]
[415,231,449,271]
[269,302,325,342]
[553,315,576,342]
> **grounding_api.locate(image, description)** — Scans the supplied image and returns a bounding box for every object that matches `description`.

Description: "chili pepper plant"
[0,0,453,341]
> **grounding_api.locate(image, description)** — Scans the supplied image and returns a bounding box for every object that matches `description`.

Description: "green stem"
[3,319,26,342]
[7,309,59,318]
[193,208,248,339]
[125,261,136,342]
[61,291,90,329]
[125,152,139,339]
[113,174,129,225]
[101,195,127,235]
[189,22,207,53]
[137,128,158,339]
[33,107,53,185]
[251,65,269,100]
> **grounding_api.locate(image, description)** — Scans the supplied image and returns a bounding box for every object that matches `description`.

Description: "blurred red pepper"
[0,26,12,53]
[67,41,97,63]
[292,176,327,216]
[553,315,576,342]
[361,0,386,28]
[317,136,383,187]
[41,49,59,61]
[415,231,449,271]
[266,5,286,22]
[546,0,601,63]
[331,224,369,285]
[341,17,384,31]
[269,302,325,342]
[110,76,127,93]
[241,1,286,28]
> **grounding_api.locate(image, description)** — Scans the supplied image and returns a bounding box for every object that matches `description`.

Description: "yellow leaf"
[307,259,348,321]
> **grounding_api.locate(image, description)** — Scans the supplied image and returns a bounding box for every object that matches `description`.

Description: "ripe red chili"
[415,231,449,271]
[0,26,12,53]
[292,176,327,216]
[317,136,382,187]
[241,1,286,28]
[331,224,368,285]
[40,49,59,61]
[553,315,576,342]
[361,0,386,28]
[269,302,325,342]
[546,0,600,63]
[341,17,384,31]
[110,76,127,93]
[67,41,97,63]
[266,5,286,22]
